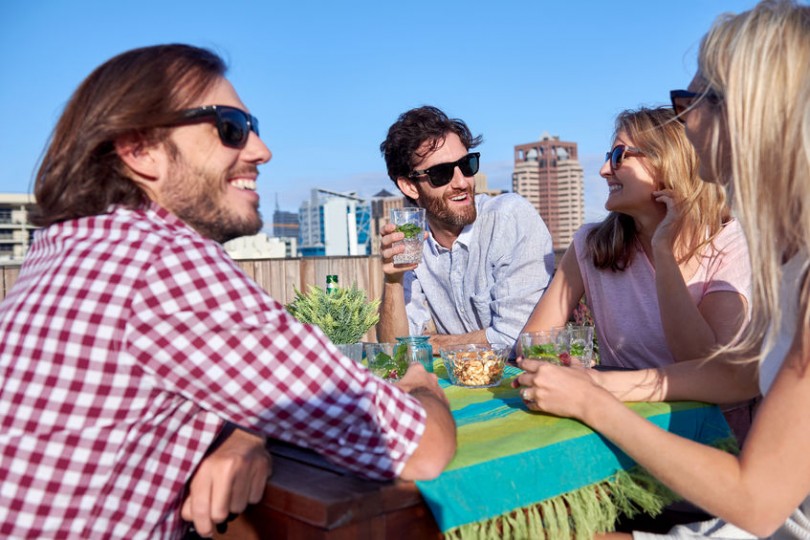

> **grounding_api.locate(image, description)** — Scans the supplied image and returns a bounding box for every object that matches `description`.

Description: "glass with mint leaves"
[519,329,567,366]
[561,325,595,368]
[363,342,410,382]
[390,207,426,265]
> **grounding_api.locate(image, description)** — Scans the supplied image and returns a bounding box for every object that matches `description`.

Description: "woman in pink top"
[521,107,754,441]
[523,106,751,370]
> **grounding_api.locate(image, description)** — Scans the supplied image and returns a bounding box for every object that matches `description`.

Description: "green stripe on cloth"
[416,363,735,539]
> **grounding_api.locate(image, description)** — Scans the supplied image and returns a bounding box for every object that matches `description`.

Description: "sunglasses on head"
[670,89,721,123]
[605,145,644,173]
[171,105,259,149]
[407,152,480,188]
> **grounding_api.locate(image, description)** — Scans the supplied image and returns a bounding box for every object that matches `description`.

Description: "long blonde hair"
[698,0,810,360]
[587,107,728,270]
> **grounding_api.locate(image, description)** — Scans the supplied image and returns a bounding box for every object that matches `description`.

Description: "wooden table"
[213,441,441,540]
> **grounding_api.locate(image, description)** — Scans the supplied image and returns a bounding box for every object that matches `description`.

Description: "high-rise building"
[474,172,504,197]
[298,189,371,257]
[369,189,405,256]
[271,195,299,239]
[0,193,37,263]
[512,133,585,251]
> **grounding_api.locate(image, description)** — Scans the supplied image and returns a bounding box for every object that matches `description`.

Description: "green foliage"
[395,223,422,239]
[286,284,380,345]
[367,345,410,380]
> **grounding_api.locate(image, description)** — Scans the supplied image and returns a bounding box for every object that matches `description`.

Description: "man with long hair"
[0,44,455,538]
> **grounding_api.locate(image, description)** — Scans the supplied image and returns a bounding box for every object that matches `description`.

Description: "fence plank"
[1,257,386,341]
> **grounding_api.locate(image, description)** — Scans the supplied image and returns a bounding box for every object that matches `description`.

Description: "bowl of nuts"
[439,344,510,388]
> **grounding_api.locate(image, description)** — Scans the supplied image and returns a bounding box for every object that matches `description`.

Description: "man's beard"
[163,153,263,244]
[418,186,477,229]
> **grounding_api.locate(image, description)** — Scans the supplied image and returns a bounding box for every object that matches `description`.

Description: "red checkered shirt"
[0,204,426,539]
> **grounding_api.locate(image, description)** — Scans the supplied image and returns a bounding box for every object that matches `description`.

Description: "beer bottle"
[326,275,339,295]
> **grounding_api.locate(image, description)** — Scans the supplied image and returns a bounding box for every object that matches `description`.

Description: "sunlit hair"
[32,44,227,226]
[697,0,810,361]
[380,105,483,181]
[586,106,728,271]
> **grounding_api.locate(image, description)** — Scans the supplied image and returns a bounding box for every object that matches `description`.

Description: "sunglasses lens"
[458,153,480,177]
[611,146,625,171]
[218,109,250,148]
[427,163,455,187]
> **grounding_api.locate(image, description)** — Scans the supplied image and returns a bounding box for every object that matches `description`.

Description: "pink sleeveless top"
[574,220,751,369]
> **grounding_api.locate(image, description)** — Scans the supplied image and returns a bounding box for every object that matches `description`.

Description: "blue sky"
[1,0,758,228]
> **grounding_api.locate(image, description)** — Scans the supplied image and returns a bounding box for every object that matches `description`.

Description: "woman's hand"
[512,359,604,421]
[651,188,682,253]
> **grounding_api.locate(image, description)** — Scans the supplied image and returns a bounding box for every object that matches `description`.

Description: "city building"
[271,195,299,240]
[474,172,505,197]
[223,233,296,260]
[369,189,405,256]
[298,189,371,257]
[512,133,585,252]
[0,193,37,263]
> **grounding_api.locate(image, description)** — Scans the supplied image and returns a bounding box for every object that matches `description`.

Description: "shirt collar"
[425,219,476,253]
[425,194,484,252]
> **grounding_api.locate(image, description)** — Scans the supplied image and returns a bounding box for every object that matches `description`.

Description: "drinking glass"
[519,329,566,365]
[560,326,595,368]
[390,208,426,265]
[363,342,408,381]
[395,336,433,373]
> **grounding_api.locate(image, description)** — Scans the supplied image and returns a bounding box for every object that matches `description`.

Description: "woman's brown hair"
[586,106,728,271]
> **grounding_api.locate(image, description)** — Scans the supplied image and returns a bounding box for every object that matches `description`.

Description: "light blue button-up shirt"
[403,193,555,347]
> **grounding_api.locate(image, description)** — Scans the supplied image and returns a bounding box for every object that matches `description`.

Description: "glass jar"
[395,336,433,373]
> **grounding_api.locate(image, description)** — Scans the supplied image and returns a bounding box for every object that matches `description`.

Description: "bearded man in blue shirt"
[377,106,555,350]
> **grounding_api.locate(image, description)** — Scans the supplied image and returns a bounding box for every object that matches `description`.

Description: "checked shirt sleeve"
[124,238,426,480]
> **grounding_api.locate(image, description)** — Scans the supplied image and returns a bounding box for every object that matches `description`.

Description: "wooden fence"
[0,255,387,341]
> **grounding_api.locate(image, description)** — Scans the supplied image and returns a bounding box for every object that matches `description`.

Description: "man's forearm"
[428,329,489,349]
[377,279,410,342]
[398,387,456,480]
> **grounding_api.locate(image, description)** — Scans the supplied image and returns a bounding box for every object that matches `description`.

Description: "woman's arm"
[521,243,585,334]
[519,324,808,536]
[652,190,748,361]
[591,352,759,404]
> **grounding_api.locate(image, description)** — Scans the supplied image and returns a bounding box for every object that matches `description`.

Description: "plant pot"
[336,342,364,363]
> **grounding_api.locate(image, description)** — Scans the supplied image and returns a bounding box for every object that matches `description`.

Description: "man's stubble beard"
[419,186,477,229]
[163,152,263,244]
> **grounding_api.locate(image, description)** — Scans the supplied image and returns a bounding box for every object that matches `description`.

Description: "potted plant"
[286,284,380,361]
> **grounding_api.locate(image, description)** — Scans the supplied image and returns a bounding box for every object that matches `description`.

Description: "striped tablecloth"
[415,362,734,539]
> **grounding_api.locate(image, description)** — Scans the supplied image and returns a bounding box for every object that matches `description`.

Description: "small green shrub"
[286,284,380,345]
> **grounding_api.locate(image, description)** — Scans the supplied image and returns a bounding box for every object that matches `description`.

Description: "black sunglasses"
[171,105,259,149]
[604,145,644,173]
[408,152,480,188]
[670,89,721,123]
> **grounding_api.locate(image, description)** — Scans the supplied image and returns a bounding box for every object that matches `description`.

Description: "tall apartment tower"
[512,133,585,251]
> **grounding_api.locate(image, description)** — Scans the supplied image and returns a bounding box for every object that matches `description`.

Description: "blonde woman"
[523,106,751,369]
[517,1,810,538]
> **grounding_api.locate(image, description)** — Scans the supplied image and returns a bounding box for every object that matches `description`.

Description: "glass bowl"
[439,344,510,388]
